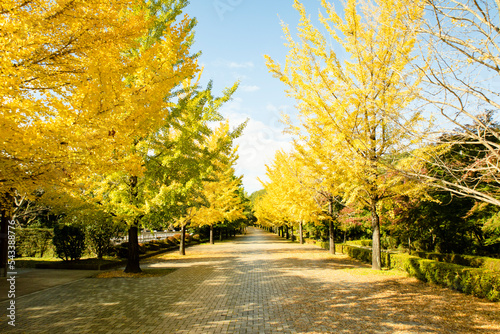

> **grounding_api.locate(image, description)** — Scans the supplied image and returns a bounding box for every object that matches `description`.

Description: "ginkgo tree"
[0,0,198,210]
[144,84,245,258]
[256,150,324,244]
[277,151,322,244]
[266,0,426,269]
[79,79,241,272]
[1,0,200,274]
[254,193,288,234]
[292,137,347,253]
[190,122,246,245]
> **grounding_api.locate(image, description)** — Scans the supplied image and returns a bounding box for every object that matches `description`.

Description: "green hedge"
[36,258,123,270]
[346,239,372,247]
[391,253,500,302]
[342,244,392,268]
[339,245,500,302]
[309,241,392,267]
[304,239,337,252]
[167,236,179,245]
[412,251,500,273]
[318,241,329,250]
[308,240,500,302]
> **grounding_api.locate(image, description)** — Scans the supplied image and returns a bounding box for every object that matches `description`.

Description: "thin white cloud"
[228,61,254,69]
[234,120,293,194]
[219,102,293,195]
[241,85,260,92]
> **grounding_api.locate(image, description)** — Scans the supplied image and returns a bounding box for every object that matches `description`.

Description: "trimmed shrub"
[328,243,392,267]
[53,225,86,261]
[343,245,392,267]
[305,239,343,252]
[156,240,170,249]
[16,228,53,258]
[412,251,500,273]
[329,243,500,301]
[167,236,178,245]
[318,241,329,250]
[390,253,500,302]
[346,246,371,263]
[346,239,372,247]
[192,234,201,242]
[145,242,160,251]
[173,233,182,241]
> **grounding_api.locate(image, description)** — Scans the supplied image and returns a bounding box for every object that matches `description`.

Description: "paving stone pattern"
[1,227,499,333]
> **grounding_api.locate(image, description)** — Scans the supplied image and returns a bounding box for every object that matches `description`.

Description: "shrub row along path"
[1,227,499,333]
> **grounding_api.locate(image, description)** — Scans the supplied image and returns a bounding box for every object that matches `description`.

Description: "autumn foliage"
[264,0,425,269]
[1,0,199,199]
[1,0,247,273]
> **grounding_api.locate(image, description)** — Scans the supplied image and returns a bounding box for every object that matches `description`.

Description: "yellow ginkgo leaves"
[265,0,426,269]
[1,0,198,203]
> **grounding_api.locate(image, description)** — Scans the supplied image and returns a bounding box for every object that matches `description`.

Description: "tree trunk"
[210,225,214,244]
[219,226,223,241]
[328,200,335,255]
[299,221,304,244]
[285,226,289,239]
[371,199,382,270]
[179,224,186,255]
[124,223,141,273]
[329,219,335,255]
[124,176,142,273]
[291,225,294,242]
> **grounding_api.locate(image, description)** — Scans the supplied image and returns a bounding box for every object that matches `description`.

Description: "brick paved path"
[1,227,499,333]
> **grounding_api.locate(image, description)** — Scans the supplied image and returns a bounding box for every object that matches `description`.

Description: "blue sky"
[183,1,320,195]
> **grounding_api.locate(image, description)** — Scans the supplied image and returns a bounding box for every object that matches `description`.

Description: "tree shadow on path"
[1,227,498,334]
